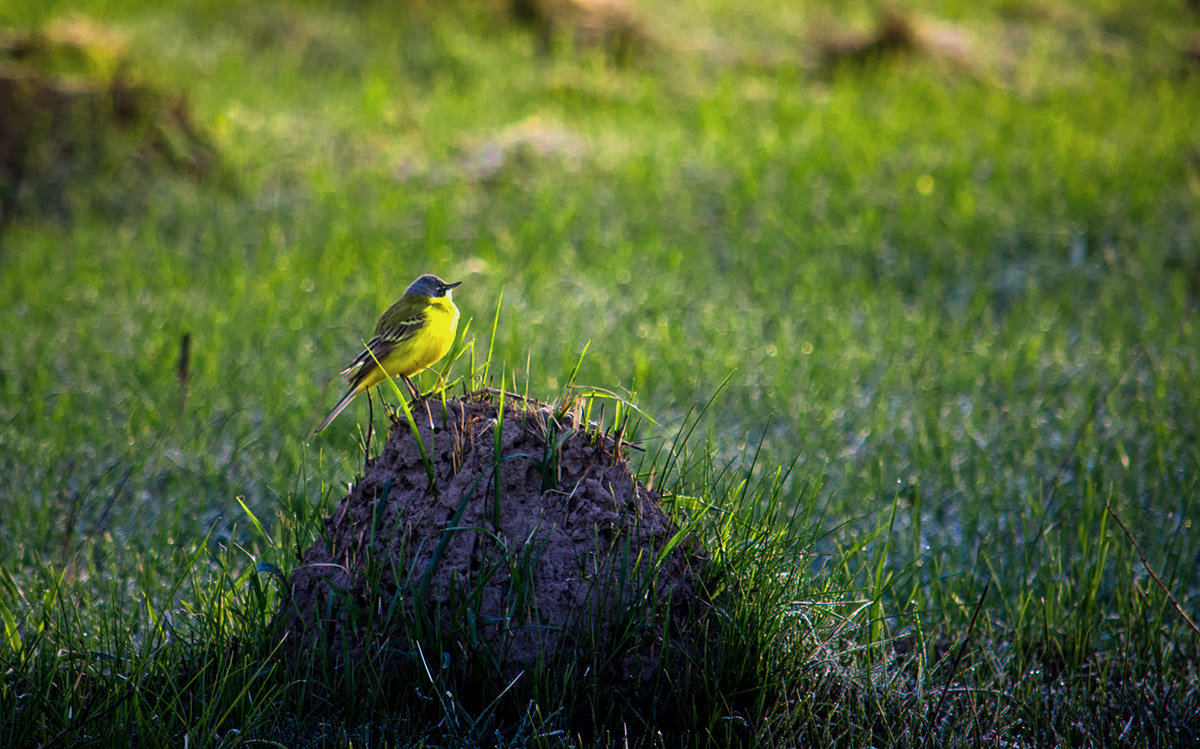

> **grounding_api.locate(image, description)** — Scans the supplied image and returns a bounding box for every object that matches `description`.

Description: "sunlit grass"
[1,0,1198,744]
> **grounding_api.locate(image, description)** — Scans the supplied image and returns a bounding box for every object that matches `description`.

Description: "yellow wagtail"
[314,273,461,434]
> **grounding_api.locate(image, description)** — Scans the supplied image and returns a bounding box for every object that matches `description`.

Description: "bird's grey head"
[405,274,462,298]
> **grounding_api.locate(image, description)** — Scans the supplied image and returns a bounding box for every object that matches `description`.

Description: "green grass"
[2,0,1199,744]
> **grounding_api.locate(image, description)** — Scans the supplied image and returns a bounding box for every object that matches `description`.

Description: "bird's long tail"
[313,386,359,434]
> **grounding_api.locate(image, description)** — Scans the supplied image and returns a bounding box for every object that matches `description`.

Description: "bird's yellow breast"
[411,296,459,370]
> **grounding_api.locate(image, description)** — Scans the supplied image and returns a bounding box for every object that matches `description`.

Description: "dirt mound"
[511,0,648,64]
[816,9,973,71]
[278,395,702,701]
[0,19,221,222]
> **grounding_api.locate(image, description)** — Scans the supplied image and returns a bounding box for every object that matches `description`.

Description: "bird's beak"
[445,281,463,290]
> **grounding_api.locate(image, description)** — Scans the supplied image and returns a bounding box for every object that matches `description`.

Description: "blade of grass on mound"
[561,340,589,394]
[481,289,503,389]
[493,382,505,530]
[416,469,490,619]
[539,421,574,492]
[568,387,659,430]
[549,345,659,454]
[370,348,436,491]
[433,317,473,400]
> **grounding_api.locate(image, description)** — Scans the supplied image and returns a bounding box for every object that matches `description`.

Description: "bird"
[314,273,461,434]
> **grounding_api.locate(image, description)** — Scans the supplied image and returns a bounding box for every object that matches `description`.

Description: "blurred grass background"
[1,0,1198,744]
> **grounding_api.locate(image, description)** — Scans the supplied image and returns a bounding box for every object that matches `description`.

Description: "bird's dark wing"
[341,313,424,380]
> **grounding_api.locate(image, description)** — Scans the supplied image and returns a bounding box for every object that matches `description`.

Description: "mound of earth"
[0,20,220,222]
[277,395,703,698]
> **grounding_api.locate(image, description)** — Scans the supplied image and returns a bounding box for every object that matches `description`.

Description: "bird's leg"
[398,375,435,429]
[365,388,374,464]
[402,375,421,402]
